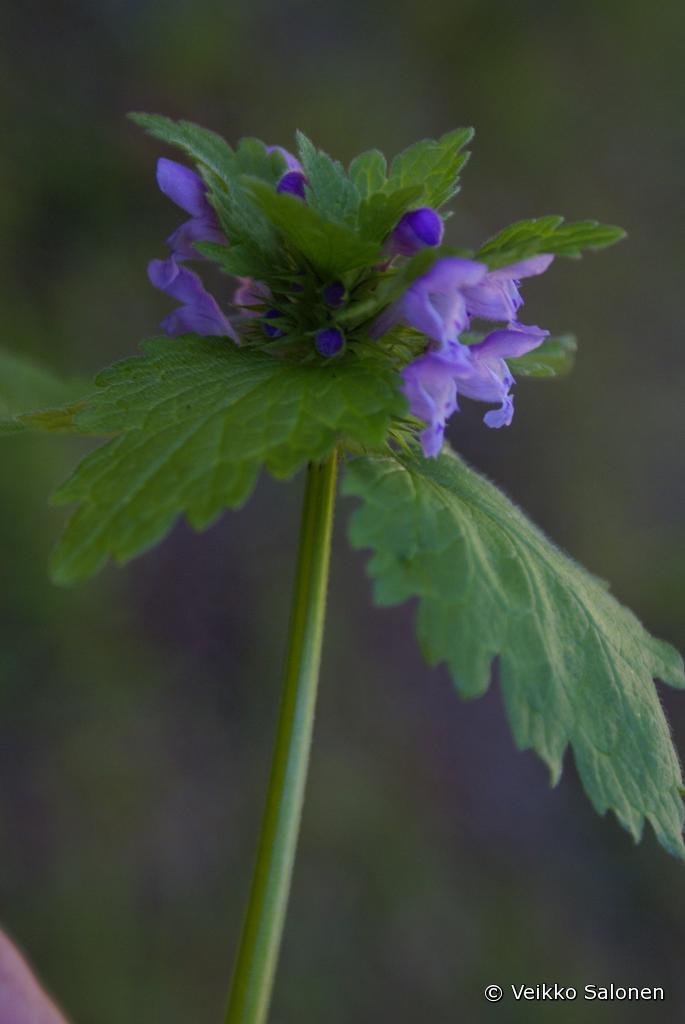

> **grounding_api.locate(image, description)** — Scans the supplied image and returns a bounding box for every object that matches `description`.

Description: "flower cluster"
[372,253,553,455]
[147,143,554,459]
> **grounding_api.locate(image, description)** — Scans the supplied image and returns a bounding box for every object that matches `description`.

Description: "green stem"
[224,450,338,1024]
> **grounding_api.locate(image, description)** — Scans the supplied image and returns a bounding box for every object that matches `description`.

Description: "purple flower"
[315,328,345,357]
[277,171,308,200]
[267,146,303,173]
[402,323,548,455]
[148,256,238,341]
[401,350,460,457]
[370,257,487,348]
[156,158,226,260]
[388,207,444,256]
[462,254,554,323]
[456,323,548,427]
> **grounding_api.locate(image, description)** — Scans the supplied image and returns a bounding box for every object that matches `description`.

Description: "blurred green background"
[2,1,684,1021]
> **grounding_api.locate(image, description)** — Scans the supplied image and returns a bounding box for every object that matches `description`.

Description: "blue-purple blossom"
[148,256,238,341]
[462,254,554,323]
[401,350,460,457]
[156,158,225,260]
[277,171,308,200]
[388,207,444,256]
[315,328,345,357]
[402,323,548,455]
[322,281,345,308]
[370,257,487,348]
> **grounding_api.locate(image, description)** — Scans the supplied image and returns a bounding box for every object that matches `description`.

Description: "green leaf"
[296,131,360,225]
[130,113,281,187]
[34,338,404,584]
[248,181,381,276]
[232,137,284,183]
[129,112,234,186]
[344,447,685,858]
[358,185,425,243]
[210,181,283,276]
[478,216,627,268]
[349,149,387,199]
[0,348,87,435]
[506,334,577,378]
[385,128,474,209]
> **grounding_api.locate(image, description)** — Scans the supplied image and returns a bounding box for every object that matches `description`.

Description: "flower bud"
[389,207,444,256]
[277,171,308,200]
[315,327,344,356]
[263,309,285,339]
[322,282,345,308]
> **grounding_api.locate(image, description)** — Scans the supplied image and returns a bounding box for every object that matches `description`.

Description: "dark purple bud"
[323,282,345,308]
[277,171,308,200]
[315,327,344,357]
[263,308,285,339]
[389,207,444,256]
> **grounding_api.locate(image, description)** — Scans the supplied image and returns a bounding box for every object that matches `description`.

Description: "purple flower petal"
[167,217,227,260]
[277,171,308,200]
[463,254,554,323]
[148,257,238,341]
[371,257,487,347]
[388,207,444,256]
[402,350,461,456]
[469,323,548,359]
[156,158,213,219]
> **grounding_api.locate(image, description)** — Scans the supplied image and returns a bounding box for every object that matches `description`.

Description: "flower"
[277,171,308,200]
[156,158,226,261]
[315,328,345,356]
[388,207,444,256]
[462,254,554,323]
[148,256,238,341]
[401,350,461,457]
[370,257,487,348]
[402,324,548,455]
[455,324,548,427]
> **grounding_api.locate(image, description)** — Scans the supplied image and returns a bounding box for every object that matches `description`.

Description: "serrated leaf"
[344,447,685,858]
[233,137,284,183]
[358,185,425,243]
[0,348,88,435]
[478,216,626,268]
[349,150,387,199]
[129,112,235,186]
[296,131,360,225]
[39,338,404,584]
[385,128,474,209]
[248,181,381,276]
[506,335,577,378]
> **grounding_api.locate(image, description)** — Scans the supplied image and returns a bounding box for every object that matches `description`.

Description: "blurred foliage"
[1,1,684,1022]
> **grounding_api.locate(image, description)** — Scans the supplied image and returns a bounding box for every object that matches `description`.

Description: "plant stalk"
[224,450,338,1024]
